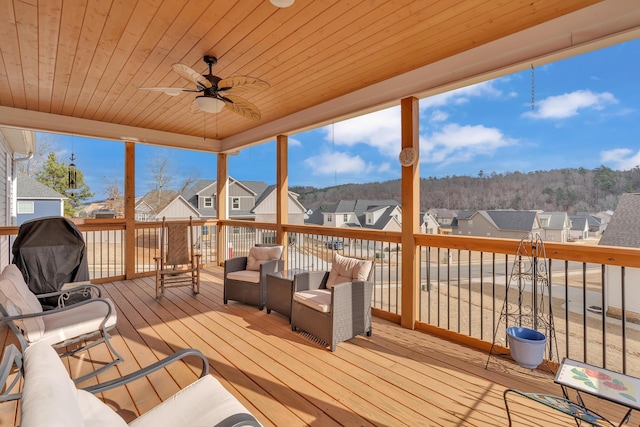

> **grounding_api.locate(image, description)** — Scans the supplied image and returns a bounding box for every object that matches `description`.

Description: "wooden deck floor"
[1,266,632,426]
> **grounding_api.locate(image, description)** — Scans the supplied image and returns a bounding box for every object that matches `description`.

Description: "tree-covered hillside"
[292,166,640,214]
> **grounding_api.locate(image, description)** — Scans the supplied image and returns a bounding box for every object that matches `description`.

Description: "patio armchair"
[3,340,262,426]
[154,216,201,299]
[0,264,123,386]
[224,244,283,310]
[290,253,374,352]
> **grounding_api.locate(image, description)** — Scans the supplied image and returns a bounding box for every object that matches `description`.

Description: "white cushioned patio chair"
[1,340,262,426]
[0,264,122,386]
[291,253,374,352]
[224,244,284,310]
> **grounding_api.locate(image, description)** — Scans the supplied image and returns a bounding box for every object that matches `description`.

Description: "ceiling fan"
[139,55,269,120]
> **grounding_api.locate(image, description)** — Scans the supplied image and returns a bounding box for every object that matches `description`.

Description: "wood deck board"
[2,266,633,426]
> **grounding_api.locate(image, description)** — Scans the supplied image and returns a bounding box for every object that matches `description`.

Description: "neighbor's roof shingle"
[599,193,640,248]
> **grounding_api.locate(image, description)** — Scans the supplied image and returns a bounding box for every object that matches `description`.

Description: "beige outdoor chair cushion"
[36,298,118,346]
[326,253,373,289]
[226,270,261,284]
[0,264,45,341]
[293,289,332,313]
[246,246,283,271]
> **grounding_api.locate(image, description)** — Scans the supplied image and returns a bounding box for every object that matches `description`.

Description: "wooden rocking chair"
[154,217,201,299]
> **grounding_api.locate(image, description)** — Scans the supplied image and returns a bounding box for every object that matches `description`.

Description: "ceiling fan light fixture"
[196,96,225,113]
[270,0,294,7]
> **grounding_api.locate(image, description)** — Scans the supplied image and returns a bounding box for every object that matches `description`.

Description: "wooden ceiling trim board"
[121,1,245,129]
[246,0,578,118]
[211,1,344,77]
[245,2,476,117]
[50,0,88,115]
[102,12,213,130]
[71,0,139,118]
[309,2,539,97]
[0,0,26,109]
[83,0,165,121]
[37,0,63,113]
[99,0,214,123]
[14,0,39,109]
[0,106,221,153]
[58,0,111,116]
[234,1,358,78]
[0,55,13,106]
[91,0,175,122]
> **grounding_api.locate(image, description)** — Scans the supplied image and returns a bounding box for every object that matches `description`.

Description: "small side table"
[266,269,306,321]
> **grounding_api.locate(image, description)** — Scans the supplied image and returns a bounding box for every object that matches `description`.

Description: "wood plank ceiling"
[0,0,638,154]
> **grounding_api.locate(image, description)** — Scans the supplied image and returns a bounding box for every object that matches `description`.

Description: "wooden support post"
[276,135,288,267]
[217,153,228,266]
[400,97,420,329]
[124,142,136,279]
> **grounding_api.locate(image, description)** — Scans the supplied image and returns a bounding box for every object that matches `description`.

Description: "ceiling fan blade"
[172,63,212,89]
[190,99,202,114]
[218,76,269,95]
[138,86,193,96]
[223,95,262,120]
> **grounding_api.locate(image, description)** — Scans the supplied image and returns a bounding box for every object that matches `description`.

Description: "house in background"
[568,215,589,240]
[136,178,306,224]
[453,210,541,240]
[1,129,35,228]
[427,208,457,232]
[538,211,570,243]
[421,212,440,235]
[306,200,402,232]
[599,193,640,322]
[16,173,67,226]
[572,213,606,237]
[135,189,199,221]
[252,185,306,225]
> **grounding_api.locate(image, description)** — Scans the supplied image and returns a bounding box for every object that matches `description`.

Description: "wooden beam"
[217,153,228,266]
[276,135,288,266]
[124,141,135,279]
[400,97,420,330]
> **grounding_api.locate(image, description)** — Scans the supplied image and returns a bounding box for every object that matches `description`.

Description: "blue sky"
[42,38,640,201]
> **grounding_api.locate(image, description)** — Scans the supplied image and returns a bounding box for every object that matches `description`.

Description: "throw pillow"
[326,253,372,289]
[246,245,283,271]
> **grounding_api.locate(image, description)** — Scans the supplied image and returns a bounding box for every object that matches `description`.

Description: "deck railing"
[416,234,640,377]
[2,219,640,375]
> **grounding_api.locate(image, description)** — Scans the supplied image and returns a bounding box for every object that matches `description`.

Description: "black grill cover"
[12,216,90,308]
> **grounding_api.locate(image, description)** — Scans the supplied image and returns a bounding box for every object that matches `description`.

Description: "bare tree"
[148,153,174,192]
[15,134,58,175]
[102,177,124,217]
[178,168,201,195]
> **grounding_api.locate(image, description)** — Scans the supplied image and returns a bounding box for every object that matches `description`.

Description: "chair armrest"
[224,257,248,275]
[0,297,114,328]
[37,283,102,307]
[259,259,283,277]
[293,271,328,292]
[0,344,22,402]
[82,348,209,394]
[331,280,373,312]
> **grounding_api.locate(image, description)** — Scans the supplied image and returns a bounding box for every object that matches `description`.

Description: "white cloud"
[303,151,373,175]
[377,162,391,173]
[601,148,640,170]
[288,137,302,147]
[429,110,448,123]
[421,124,515,166]
[323,107,401,157]
[523,89,618,119]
